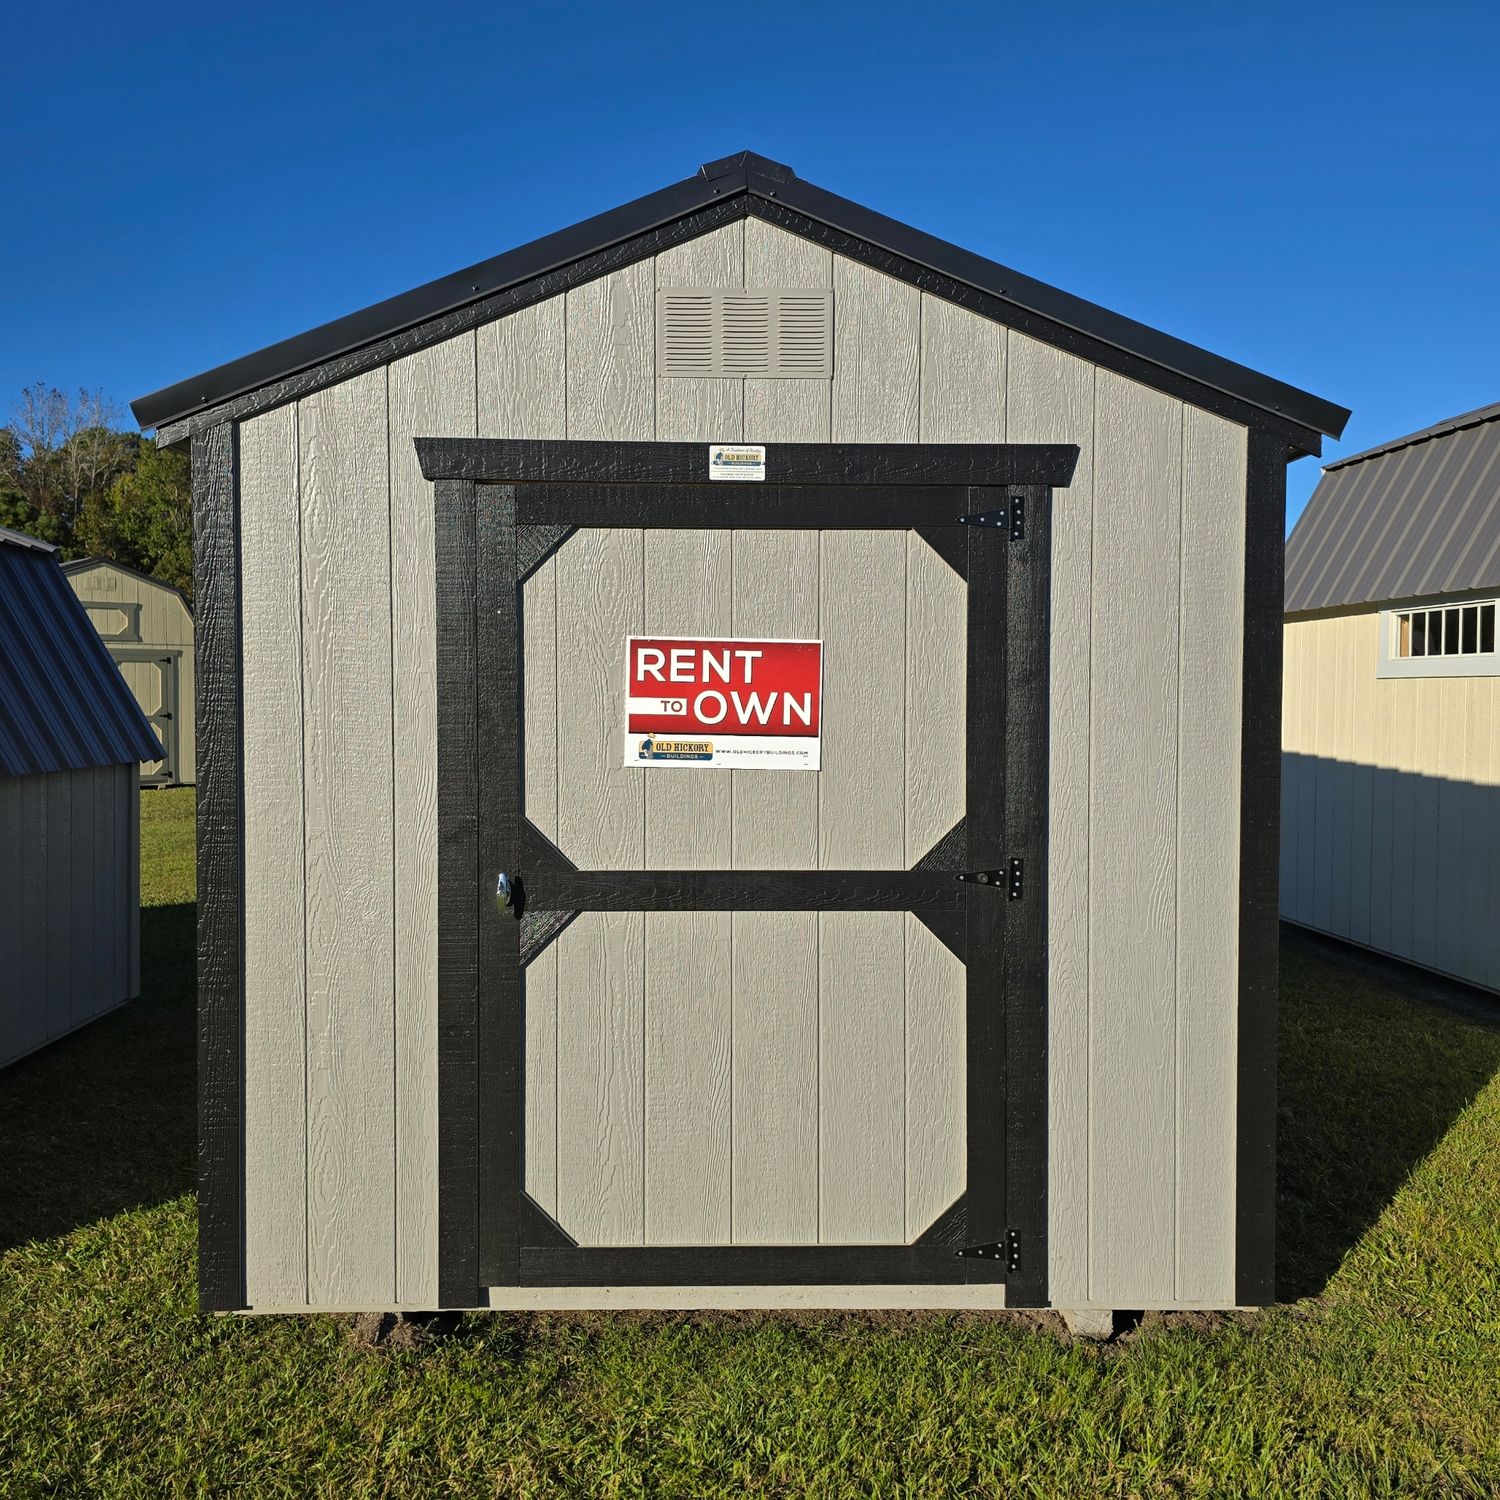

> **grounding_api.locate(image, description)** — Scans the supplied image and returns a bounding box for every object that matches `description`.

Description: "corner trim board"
[435,477,482,1307]
[1236,431,1284,1305]
[193,420,245,1313]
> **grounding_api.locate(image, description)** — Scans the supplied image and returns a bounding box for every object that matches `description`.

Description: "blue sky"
[4,1,1496,528]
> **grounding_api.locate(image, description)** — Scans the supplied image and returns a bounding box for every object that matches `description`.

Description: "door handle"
[495,871,521,916]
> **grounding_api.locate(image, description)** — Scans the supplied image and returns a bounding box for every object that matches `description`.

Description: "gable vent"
[658,289,833,379]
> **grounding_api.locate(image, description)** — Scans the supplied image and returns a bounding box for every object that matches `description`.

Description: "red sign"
[624,636,823,771]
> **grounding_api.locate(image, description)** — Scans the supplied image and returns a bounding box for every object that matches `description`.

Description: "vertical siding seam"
[384,364,398,1303]
[295,400,312,1306]
[553,560,561,1211]
[901,531,910,1238]
[728,529,736,1241]
[1172,404,1187,1303]
[639,527,647,1244]
[815,530,823,1243]
[1085,365,1098,1304]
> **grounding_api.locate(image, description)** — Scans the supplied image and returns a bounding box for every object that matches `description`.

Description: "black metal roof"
[0,528,165,777]
[132,151,1349,447]
[1285,401,1500,613]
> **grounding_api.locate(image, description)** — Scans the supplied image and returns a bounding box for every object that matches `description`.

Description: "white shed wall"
[238,218,1249,1310]
[0,765,140,1068]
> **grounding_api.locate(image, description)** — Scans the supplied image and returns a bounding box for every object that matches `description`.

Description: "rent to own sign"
[624,636,823,771]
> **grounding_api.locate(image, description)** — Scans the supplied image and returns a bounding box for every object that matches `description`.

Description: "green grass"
[2,787,1498,1496]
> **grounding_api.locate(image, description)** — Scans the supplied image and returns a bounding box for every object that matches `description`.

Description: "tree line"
[0,384,192,600]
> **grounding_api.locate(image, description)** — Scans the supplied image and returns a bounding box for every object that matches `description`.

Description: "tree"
[7,384,134,534]
[75,438,193,599]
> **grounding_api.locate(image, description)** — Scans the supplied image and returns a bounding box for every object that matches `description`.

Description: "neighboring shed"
[1283,401,1500,993]
[63,557,195,786]
[134,150,1348,1318]
[0,527,163,1068]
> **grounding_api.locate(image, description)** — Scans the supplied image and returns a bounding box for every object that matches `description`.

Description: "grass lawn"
[2,787,1498,1496]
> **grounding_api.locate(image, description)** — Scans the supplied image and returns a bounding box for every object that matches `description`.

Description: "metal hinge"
[956,1228,1020,1273]
[958,859,1024,898]
[956,493,1025,540]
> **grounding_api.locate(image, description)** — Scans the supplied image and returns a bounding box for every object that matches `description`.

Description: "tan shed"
[132,151,1348,1319]
[0,527,161,1067]
[63,558,195,786]
[1282,401,1500,994]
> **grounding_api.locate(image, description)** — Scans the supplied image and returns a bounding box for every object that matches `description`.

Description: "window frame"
[1377,594,1500,678]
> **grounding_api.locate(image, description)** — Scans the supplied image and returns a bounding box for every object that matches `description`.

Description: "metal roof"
[1285,402,1500,614]
[132,151,1349,448]
[0,530,165,777]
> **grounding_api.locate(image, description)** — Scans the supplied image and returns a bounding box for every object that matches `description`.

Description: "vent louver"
[658,289,833,379]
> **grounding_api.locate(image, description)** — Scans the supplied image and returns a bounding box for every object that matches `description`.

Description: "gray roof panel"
[1285,403,1500,613]
[0,531,165,776]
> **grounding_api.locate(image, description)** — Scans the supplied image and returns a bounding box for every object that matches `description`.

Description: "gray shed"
[134,151,1348,1317]
[1282,401,1500,993]
[0,526,163,1068]
[64,557,196,787]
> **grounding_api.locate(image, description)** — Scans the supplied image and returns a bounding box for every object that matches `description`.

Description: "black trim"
[524,869,966,913]
[434,477,481,1308]
[999,485,1052,1308]
[519,1194,578,1248]
[418,440,1078,490]
[1236,433,1285,1306]
[192,421,244,1312]
[431,440,1055,1296]
[519,1245,991,1287]
[134,152,1346,449]
[964,490,1008,1275]
[744,196,1339,455]
[913,1194,968,1248]
[476,485,521,1287]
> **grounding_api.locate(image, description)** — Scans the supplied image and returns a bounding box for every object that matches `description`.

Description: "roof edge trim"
[132,149,1347,446]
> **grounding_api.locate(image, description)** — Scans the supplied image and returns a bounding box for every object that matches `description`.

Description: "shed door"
[113,649,177,785]
[432,448,1054,1304]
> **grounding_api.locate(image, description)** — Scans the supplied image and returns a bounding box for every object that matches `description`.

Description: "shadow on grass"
[0,903,196,1254]
[1276,931,1500,1301]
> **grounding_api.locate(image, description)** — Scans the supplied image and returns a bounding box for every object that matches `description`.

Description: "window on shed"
[1389,599,1499,671]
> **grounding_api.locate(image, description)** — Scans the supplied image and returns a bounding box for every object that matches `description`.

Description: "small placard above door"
[624,635,823,771]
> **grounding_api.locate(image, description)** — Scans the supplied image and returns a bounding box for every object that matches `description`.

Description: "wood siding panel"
[743,219,832,442]
[1175,407,1246,1305]
[388,335,476,1306]
[298,368,396,1305]
[240,405,309,1308]
[1089,371,1183,1306]
[553,527,646,1243]
[566,260,654,441]
[641,524,734,1243]
[730,529,820,1243]
[655,222,744,443]
[831,259,919,443]
[1006,332,1095,1305]
[918,293,1004,443]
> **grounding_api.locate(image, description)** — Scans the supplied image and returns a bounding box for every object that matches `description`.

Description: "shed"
[1282,400,1500,993]
[134,151,1348,1317]
[0,526,163,1067]
[63,557,195,786]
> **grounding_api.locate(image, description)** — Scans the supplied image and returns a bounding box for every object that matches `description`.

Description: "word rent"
[624,636,823,772]
[633,645,814,730]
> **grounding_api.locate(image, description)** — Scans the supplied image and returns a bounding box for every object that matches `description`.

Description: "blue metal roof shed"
[0,525,162,1067]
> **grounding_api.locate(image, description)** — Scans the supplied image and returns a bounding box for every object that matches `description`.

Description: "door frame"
[109,646,180,785]
[422,438,1076,1307]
